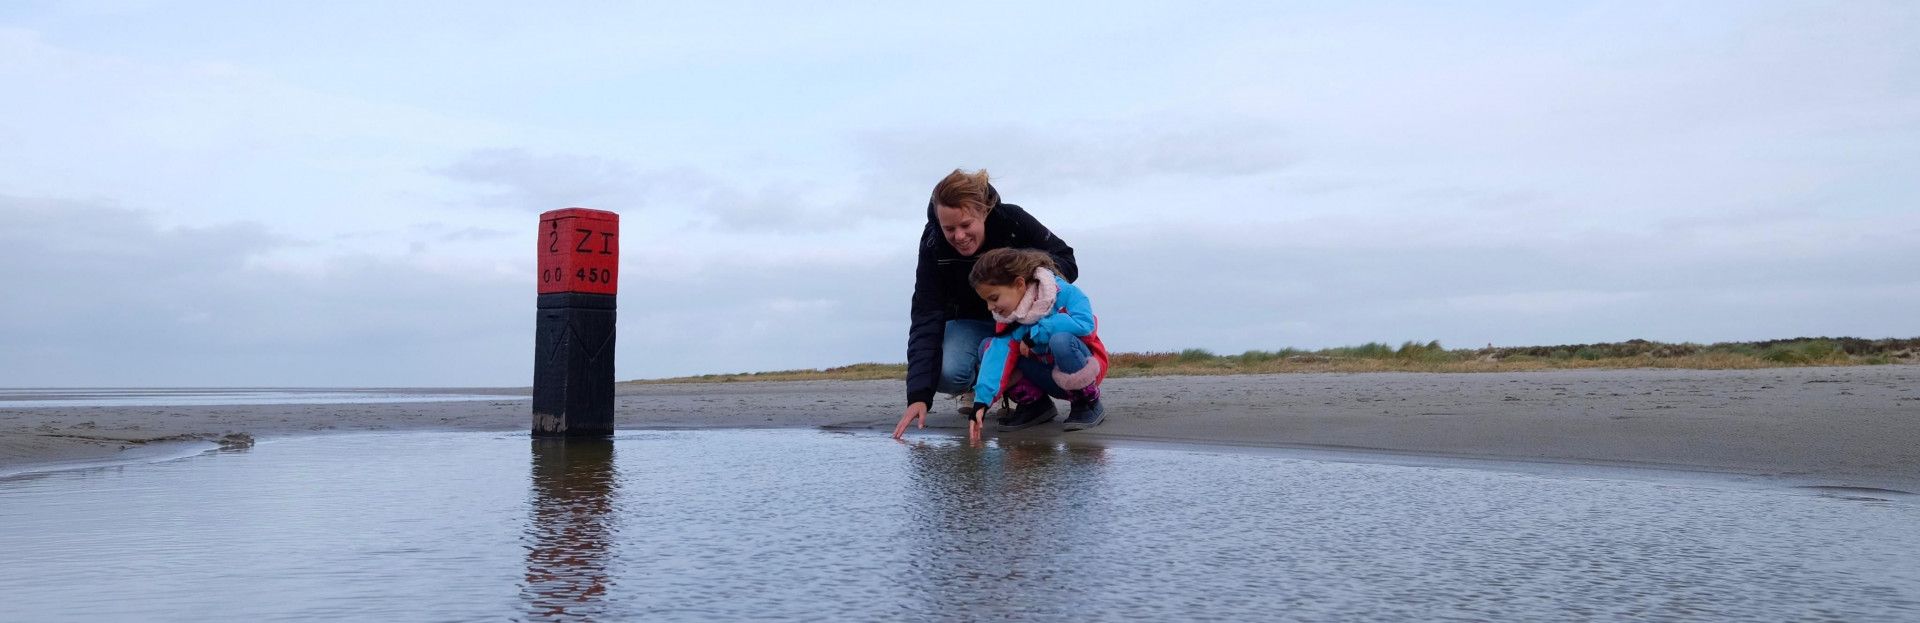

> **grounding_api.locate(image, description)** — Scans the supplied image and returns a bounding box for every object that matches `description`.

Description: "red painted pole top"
[537,208,619,295]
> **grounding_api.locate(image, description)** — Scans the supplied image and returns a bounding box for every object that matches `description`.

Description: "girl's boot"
[1063,385,1105,431]
[997,377,1057,432]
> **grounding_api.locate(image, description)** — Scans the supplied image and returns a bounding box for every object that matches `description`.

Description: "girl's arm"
[1032,281,1096,344]
[972,334,1025,409]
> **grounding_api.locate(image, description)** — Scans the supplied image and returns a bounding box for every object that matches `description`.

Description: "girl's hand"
[1018,341,1032,357]
[893,402,928,439]
[969,406,986,444]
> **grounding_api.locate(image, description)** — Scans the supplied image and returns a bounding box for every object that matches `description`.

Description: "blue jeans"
[1015,332,1094,400]
[936,319,995,395]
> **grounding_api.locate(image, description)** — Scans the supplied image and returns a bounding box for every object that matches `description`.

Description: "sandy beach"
[3,365,1916,490]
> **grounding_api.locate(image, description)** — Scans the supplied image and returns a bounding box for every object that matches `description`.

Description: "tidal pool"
[1,430,1915,621]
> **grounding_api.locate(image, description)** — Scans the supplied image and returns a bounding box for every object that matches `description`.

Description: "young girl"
[967,248,1109,435]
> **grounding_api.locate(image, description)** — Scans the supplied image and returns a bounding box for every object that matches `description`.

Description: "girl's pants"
[1012,332,1101,404]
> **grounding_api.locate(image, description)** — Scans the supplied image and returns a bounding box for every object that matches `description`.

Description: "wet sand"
[3,366,1916,490]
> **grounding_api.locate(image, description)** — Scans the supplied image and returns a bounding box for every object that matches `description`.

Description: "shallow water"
[0,387,526,408]
[1,430,1915,622]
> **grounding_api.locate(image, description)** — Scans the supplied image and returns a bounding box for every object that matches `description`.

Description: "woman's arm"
[1000,204,1078,282]
[904,226,947,408]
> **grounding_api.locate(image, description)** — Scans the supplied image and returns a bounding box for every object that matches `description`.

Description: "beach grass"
[623,337,1919,384]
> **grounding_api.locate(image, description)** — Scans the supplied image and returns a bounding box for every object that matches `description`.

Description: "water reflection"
[901,437,1111,618]
[3,431,1918,621]
[522,438,618,621]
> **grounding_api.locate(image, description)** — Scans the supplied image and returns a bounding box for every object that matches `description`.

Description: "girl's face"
[974,277,1027,318]
[936,205,985,256]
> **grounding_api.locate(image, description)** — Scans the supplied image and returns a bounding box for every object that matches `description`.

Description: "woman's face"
[935,205,985,256]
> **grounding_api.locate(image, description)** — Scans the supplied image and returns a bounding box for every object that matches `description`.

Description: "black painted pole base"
[532,293,616,437]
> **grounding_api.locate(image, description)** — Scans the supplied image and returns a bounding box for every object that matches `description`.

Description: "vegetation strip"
[626,337,1919,384]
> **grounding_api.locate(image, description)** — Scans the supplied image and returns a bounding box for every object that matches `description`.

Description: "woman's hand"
[893,402,928,439]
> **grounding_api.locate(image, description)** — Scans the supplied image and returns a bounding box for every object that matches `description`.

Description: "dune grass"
[624,337,1918,384]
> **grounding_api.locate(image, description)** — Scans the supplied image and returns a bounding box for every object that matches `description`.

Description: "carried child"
[966,248,1110,438]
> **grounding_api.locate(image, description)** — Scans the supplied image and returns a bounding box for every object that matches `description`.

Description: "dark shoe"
[1062,399,1105,431]
[996,399,1057,432]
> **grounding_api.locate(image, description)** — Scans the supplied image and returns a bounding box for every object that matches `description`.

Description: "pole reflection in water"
[902,437,1112,618]
[522,438,618,621]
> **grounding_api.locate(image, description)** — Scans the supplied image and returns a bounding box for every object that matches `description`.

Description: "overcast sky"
[2,1,1916,387]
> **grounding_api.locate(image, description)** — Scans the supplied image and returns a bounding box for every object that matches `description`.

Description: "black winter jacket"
[906,185,1077,407]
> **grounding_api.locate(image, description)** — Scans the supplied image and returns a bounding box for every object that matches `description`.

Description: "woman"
[893,169,1078,439]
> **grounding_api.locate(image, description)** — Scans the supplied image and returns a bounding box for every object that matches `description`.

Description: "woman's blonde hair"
[969,248,1058,288]
[932,168,993,216]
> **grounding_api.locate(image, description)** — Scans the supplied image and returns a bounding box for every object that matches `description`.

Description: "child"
[967,248,1109,434]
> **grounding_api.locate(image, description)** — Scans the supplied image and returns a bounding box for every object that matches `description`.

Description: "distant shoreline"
[625,336,1920,384]
[5,366,1918,494]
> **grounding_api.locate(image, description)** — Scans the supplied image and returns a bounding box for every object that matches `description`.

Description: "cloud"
[0,193,925,384]
[431,115,1298,235]
[0,24,523,241]
[613,248,912,376]
[436,148,666,214]
[852,115,1296,199]
[7,160,1917,388]
[435,148,877,233]
[5,3,1918,388]
[0,195,527,386]
[412,223,516,243]
[1074,210,1920,353]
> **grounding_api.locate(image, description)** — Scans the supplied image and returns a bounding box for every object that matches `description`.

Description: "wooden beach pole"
[532,208,619,437]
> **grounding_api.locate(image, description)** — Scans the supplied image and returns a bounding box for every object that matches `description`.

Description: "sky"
[1,1,1916,387]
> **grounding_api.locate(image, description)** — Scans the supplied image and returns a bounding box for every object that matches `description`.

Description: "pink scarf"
[990,267,1058,325]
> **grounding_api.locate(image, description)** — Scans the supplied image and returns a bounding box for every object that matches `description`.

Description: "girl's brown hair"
[933,168,993,216]
[969,248,1058,288]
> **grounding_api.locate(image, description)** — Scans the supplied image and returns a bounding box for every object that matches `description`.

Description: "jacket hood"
[924,182,1003,222]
